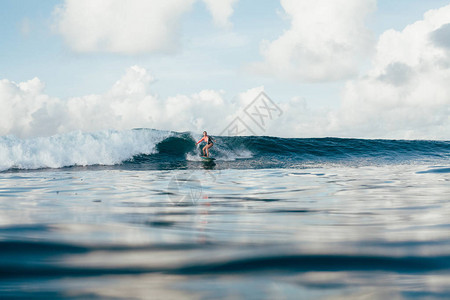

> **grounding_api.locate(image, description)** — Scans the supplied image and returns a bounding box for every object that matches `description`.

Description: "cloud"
[53,0,241,54]
[0,77,57,138]
[202,0,238,28]
[328,4,450,139]
[377,62,413,86]
[250,0,376,82]
[53,0,195,54]
[0,66,250,138]
[431,23,450,50]
[4,1,450,142]
[1,55,448,140]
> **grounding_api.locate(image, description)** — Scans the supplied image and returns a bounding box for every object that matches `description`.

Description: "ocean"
[1,129,449,299]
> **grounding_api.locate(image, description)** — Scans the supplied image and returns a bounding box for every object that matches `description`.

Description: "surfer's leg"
[202,145,206,156]
[205,144,213,157]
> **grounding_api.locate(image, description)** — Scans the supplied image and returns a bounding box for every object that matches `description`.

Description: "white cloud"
[53,0,241,54]
[202,0,238,28]
[328,4,450,139]
[53,0,195,54]
[251,0,376,82]
[4,1,450,142]
[0,77,57,138]
[1,55,448,140]
[0,66,245,138]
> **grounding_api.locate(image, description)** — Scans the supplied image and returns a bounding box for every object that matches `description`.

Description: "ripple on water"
[0,166,449,299]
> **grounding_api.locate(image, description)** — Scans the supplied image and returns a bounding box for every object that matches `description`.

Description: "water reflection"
[0,166,449,298]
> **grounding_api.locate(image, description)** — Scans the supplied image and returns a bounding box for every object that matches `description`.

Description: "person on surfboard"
[196,131,216,157]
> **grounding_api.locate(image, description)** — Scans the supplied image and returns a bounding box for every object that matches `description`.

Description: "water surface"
[1,164,449,299]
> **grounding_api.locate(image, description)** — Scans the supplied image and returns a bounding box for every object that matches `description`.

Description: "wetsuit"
[197,135,213,145]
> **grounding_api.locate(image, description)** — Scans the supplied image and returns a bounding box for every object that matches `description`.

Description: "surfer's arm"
[196,137,205,145]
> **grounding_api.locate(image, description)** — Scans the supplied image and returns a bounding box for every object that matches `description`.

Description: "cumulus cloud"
[0,77,57,138]
[328,4,450,139]
[251,0,376,82]
[4,2,450,141]
[1,56,448,140]
[0,66,256,138]
[53,0,195,54]
[202,0,238,28]
[431,23,450,50]
[53,0,240,54]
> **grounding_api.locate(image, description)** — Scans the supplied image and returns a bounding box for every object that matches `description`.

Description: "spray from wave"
[0,129,170,171]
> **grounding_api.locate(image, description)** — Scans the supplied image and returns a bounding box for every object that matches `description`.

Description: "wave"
[0,129,170,171]
[1,128,449,171]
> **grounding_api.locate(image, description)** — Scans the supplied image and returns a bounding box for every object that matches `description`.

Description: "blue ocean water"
[0,129,449,299]
[1,128,449,171]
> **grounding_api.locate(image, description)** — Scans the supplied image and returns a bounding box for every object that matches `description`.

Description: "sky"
[1,0,449,139]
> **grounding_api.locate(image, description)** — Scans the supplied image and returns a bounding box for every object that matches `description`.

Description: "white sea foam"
[186,142,253,162]
[214,146,253,161]
[0,129,171,171]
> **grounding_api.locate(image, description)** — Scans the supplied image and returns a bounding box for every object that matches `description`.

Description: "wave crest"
[0,129,170,171]
[1,129,449,171]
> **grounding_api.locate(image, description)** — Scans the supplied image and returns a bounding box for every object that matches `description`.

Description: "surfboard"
[201,156,215,161]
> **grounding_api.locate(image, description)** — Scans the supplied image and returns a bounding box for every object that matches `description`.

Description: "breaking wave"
[1,128,449,171]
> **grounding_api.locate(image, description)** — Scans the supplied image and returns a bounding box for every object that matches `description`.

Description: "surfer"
[196,131,216,157]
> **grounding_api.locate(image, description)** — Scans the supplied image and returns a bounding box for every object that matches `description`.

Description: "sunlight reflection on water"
[0,165,449,299]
